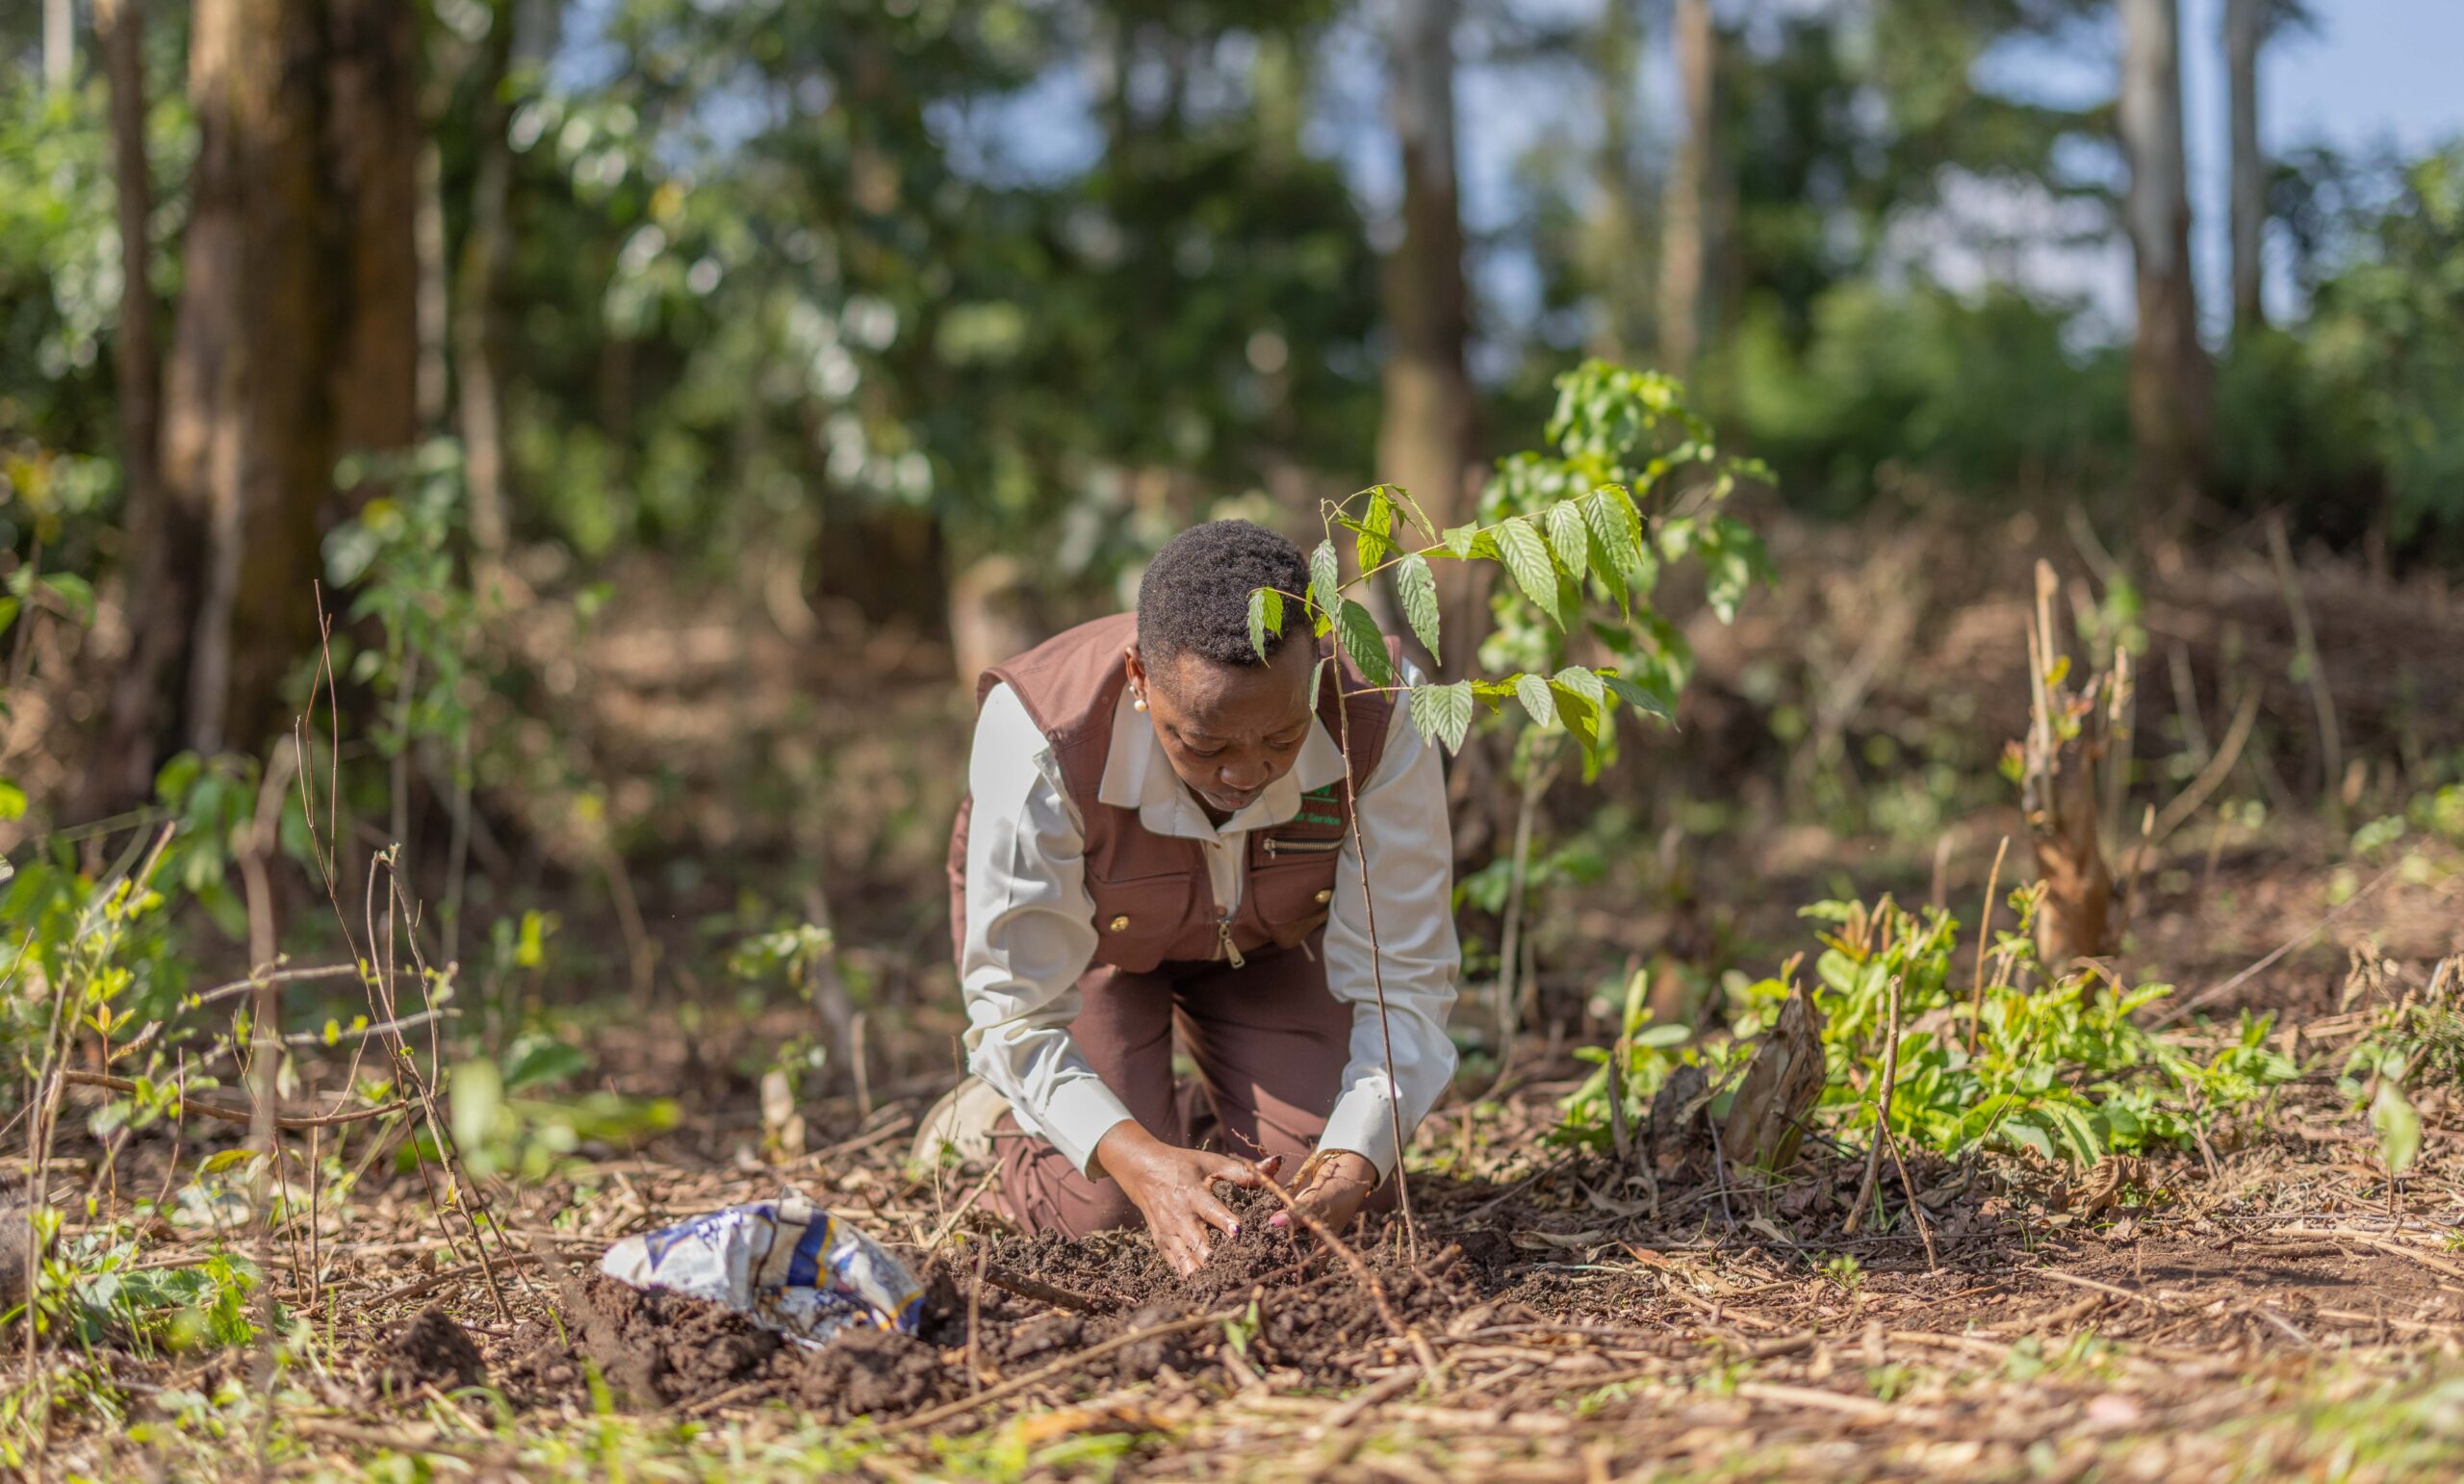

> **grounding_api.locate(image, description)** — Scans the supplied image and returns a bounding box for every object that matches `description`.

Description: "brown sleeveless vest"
[946,612,1399,974]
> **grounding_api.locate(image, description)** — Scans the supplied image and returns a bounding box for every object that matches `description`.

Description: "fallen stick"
[1309,1365,1424,1435]
[1981,1292,2105,1334]
[2316,1232,2464,1283]
[1732,1380,1912,1422]
[979,1263,1112,1316]
[2032,1268,2168,1310]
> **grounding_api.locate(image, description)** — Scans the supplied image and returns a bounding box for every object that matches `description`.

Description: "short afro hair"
[1136,520,1309,669]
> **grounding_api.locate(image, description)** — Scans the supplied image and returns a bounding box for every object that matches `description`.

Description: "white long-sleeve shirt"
[958,673,1459,1181]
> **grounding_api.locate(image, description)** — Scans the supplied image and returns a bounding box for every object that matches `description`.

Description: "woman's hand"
[1096,1123,1279,1277]
[1267,1150,1379,1235]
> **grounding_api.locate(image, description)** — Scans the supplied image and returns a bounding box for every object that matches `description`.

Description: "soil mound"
[377,1306,487,1395]
[791,1325,954,1421]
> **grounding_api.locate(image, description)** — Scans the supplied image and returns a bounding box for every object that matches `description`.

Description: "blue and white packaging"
[599,1197,926,1346]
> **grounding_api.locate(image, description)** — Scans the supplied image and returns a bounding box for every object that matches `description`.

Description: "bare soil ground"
[31,943,2464,1482]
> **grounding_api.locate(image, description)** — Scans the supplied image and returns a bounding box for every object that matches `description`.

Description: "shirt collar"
[1096,684,1348,840]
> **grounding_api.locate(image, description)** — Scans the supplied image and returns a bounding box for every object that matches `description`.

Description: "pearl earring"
[1132,691,1148,712]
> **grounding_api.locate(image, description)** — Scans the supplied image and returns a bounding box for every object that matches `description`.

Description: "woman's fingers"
[1207,1153,1265,1189]
[1160,1215,1206,1277]
[1201,1190,1245,1239]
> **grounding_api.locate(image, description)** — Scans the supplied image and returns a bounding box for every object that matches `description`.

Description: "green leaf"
[1407,680,1474,753]
[451,1058,504,1155]
[2373,1081,2423,1176]
[503,1035,591,1092]
[1584,531,1629,618]
[1494,517,1562,627]
[1441,522,1501,561]
[1396,553,1441,664]
[0,780,23,824]
[1246,587,1283,664]
[1335,601,1394,686]
[1996,1117,2055,1162]
[1309,541,1342,630]
[1545,500,1590,576]
[1581,486,1646,580]
[1354,489,1397,570]
[1947,1093,2023,1153]
[198,1148,257,1176]
[1512,673,1557,729]
[2035,1100,2105,1165]
[1550,679,1602,758]
[1600,673,1673,724]
[1551,665,1606,706]
[0,598,18,642]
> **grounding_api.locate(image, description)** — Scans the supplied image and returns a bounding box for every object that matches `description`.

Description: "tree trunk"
[2119,0,2213,512]
[456,0,518,559]
[2224,0,2265,336]
[159,0,420,760]
[83,0,167,815]
[1378,0,1478,678]
[327,0,421,472]
[1658,0,1713,376]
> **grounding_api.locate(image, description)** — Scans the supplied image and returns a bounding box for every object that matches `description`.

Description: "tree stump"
[2014,560,2123,972]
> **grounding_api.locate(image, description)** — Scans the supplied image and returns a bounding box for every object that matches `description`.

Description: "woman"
[930,519,1459,1276]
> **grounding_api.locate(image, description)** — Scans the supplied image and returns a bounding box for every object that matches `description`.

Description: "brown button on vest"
[946,612,1399,974]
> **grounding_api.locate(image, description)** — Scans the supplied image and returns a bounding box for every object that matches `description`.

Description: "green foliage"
[2293,145,2464,544]
[500,0,1380,583]
[447,1030,678,1181]
[0,54,191,577]
[327,442,492,768]
[1726,283,2127,515]
[1554,962,1696,1152]
[1556,893,2299,1171]
[31,1223,261,1357]
[2339,967,2464,1179]
[1476,362,1769,781]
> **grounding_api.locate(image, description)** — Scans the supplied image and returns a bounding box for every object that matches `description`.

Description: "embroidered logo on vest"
[1297,783,1345,829]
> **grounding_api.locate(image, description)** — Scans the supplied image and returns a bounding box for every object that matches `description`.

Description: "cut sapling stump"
[2016,559,2121,974]
[1718,981,1827,1175]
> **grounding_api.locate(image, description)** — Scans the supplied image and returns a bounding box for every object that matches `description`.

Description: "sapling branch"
[1331,662,1418,1255]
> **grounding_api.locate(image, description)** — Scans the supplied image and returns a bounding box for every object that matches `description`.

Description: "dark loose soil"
[376,1306,488,1395]
[502,1186,1510,1420]
[506,1271,963,1420]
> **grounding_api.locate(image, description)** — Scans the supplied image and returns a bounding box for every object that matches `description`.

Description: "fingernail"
[1230,1222,1242,1236]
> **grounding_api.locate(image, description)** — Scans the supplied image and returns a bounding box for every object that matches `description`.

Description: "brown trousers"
[997,934,1396,1238]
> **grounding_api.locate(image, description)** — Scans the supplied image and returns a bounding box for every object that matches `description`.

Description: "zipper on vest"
[1216,911,1245,968]
[1262,834,1344,856]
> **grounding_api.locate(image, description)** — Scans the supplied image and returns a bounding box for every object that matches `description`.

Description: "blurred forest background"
[3,0,2462,1095]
